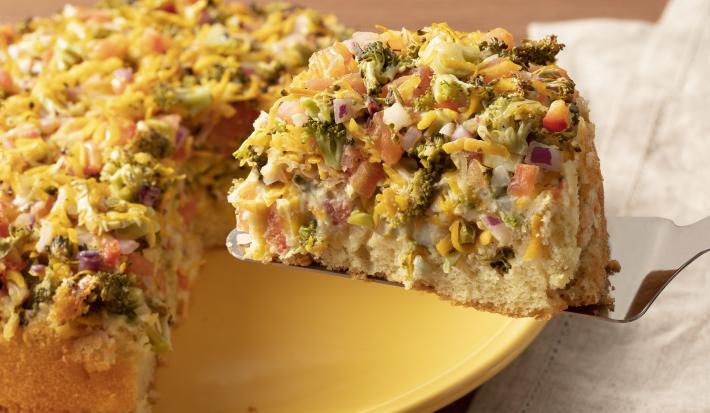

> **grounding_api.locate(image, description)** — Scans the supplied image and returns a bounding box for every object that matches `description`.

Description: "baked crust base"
[0,322,154,413]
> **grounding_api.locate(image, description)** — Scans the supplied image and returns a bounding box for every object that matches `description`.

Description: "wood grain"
[5,0,667,40]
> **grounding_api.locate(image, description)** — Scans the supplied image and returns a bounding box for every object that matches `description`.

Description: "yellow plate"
[154,251,545,412]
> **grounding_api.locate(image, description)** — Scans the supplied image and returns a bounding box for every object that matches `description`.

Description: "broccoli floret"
[152,84,213,115]
[404,168,442,218]
[490,246,515,275]
[544,77,576,102]
[504,35,565,68]
[0,226,31,259]
[402,135,453,219]
[478,38,508,56]
[356,41,401,95]
[234,145,267,168]
[298,220,318,253]
[304,118,348,168]
[408,134,450,170]
[49,235,72,260]
[134,126,174,159]
[256,61,286,85]
[412,90,435,111]
[89,271,139,318]
[152,84,178,111]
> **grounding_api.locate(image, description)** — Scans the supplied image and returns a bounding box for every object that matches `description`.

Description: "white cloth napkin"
[468,0,710,411]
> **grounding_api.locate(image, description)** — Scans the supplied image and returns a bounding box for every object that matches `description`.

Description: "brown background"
[0,0,667,411]
[5,0,666,41]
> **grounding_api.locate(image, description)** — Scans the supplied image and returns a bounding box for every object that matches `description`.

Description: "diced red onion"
[175,126,189,150]
[401,126,422,151]
[343,39,362,56]
[452,124,472,140]
[29,264,46,277]
[439,122,455,137]
[491,165,510,190]
[78,250,103,272]
[366,96,381,116]
[113,68,133,82]
[483,215,512,245]
[333,98,352,124]
[138,185,162,208]
[525,141,562,171]
[118,239,140,255]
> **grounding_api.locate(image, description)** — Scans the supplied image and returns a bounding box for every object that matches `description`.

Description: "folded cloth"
[468,0,710,411]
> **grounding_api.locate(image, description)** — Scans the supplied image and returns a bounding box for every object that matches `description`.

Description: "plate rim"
[362,317,547,412]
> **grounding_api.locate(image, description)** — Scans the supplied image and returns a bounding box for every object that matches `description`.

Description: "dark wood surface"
[4,1,668,412]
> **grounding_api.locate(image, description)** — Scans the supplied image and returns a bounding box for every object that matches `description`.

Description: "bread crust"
[559,114,612,307]
[0,322,153,413]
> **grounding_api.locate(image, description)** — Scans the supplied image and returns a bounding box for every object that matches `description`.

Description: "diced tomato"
[376,134,403,165]
[413,66,433,98]
[485,28,514,49]
[543,99,570,132]
[350,161,385,199]
[92,36,127,60]
[341,73,366,95]
[120,121,137,144]
[0,69,15,94]
[83,143,103,177]
[340,144,365,174]
[159,2,177,13]
[369,112,403,165]
[207,103,259,153]
[142,29,171,54]
[0,202,11,237]
[31,196,55,219]
[264,206,288,253]
[179,198,197,224]
[127,252,155,279]
[435,98,466,111]
[508,164,540,197]
[323,198,351,225]
[308,42,356,79]
[101,238,121,268]
[177,270,189,290]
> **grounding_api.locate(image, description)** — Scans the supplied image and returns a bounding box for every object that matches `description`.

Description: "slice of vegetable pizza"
[0,1,346,412]
[229,24,613,319]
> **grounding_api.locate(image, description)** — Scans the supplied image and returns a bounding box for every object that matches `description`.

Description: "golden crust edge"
[0,322,154,413]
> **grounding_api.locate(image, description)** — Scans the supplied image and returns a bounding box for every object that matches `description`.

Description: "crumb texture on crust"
[0,324,154,413]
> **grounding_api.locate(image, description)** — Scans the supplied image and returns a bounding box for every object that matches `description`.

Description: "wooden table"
[3,0,667,412]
